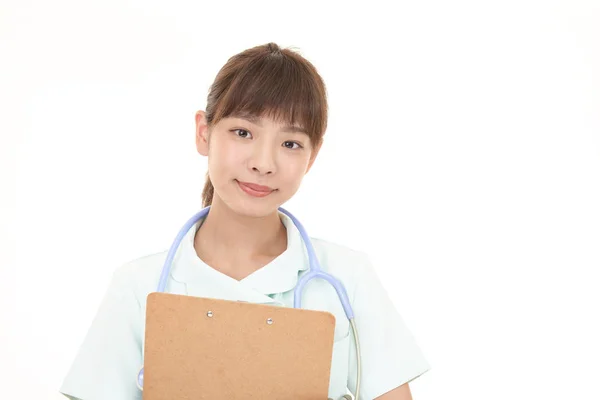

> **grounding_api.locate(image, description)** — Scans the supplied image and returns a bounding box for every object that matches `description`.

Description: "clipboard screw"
[207,311,213,317]
[266,318,273,325]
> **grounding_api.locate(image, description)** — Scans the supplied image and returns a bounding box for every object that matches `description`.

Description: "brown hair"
[201,42,328,207]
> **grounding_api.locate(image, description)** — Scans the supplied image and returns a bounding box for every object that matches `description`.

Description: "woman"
[60,42,430,400]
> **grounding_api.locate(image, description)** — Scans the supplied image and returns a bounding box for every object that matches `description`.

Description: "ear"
[195,110,210,156]
[305,138,323,174]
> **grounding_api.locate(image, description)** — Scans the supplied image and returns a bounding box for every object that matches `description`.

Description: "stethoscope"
[136,206,362,400]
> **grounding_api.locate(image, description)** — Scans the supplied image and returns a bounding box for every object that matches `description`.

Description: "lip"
[236,180,275,197]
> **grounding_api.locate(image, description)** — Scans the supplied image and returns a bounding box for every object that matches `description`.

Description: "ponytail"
[201,171,214,207]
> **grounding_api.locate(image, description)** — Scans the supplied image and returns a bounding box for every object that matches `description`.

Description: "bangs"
[210,51,327,148]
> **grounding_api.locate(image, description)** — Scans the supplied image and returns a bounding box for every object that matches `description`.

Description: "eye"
[232,129,252,139]
[283,141,303,150]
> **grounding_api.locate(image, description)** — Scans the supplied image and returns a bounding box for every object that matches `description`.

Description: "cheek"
[208,140,242,172]
[279,157,310,186]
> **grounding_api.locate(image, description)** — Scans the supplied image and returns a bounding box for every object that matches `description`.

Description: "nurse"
[60,42,431,400]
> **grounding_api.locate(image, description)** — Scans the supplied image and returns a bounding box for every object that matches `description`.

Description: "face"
[195,110,321,217]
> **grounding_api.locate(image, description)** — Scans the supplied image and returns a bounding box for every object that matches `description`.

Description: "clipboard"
[142,292,337,399]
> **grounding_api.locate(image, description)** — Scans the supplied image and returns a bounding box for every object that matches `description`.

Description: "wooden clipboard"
[142,292,337,399]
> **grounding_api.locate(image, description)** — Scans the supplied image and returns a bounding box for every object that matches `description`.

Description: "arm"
[347,252,430,399]
[375,382,413,400]
[59,264,143,400]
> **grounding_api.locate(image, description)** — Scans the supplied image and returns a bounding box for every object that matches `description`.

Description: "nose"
[249,141,276,175]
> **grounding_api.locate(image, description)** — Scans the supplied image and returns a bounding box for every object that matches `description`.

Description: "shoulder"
[309,236,375,296]
[108,251,168,298]
[310,236,370,267]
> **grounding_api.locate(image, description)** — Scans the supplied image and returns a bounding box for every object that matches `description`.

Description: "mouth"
[235,180,276,198]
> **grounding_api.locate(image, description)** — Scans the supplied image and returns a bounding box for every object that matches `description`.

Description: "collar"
[170,210,310,304]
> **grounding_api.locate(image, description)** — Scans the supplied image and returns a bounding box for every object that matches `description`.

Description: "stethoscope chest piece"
[136,366,144,391]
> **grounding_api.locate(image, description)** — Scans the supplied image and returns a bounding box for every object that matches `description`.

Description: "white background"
[2,0,599,399]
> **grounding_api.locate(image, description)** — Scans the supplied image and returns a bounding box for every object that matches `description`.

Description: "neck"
[193,195,287,278]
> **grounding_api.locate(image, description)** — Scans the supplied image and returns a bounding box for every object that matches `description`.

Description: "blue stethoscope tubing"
[136,206,362,399]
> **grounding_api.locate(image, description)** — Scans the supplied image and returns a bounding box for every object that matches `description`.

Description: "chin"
[228,200,280,219]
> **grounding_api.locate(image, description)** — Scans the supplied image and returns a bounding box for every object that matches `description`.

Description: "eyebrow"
[230,113,309,135]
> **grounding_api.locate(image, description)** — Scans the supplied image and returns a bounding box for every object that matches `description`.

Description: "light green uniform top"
[60,211,430,399]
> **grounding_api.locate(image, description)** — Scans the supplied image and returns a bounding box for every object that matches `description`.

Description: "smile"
[236,180,276,198]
